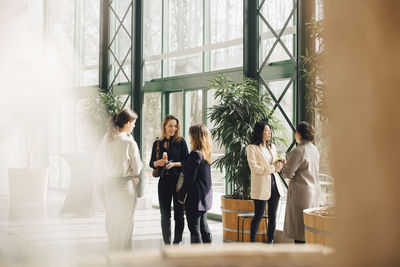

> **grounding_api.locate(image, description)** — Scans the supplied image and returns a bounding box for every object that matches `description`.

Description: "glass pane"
[260,34,294,64]
[169,0,203,52]
[50,0,75,86]
[83,0,100,67]
[143,93,162,203]
[207,89,225,215]
[260,0,294,31]
[82,70,98,86]
[169,54,202,76]
[143,0,162,82]
[170,92,184,125]
[268,79,294,124]
[210,0,243,43]
[114,0,132,24]
[143,0,162,57]
[144,61,161,81]
[210,45,243,71]
[120,94,131,109]
[261,81,294,154]
[189,90,203,126]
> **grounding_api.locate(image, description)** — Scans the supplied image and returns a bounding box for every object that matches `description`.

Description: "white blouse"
[261,145,273,164]
[95,132,143,180]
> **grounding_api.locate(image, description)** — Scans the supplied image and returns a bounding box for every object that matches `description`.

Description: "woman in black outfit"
[178,124,213,243]
[149,114,189,245]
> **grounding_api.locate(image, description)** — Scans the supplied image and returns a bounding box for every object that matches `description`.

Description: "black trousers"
[185,210,212,243]
[158,173,185,244]
[250,174,280,243]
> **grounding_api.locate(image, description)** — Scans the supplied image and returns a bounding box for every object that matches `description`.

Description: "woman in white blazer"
[246,122,285,243]
[95,108,143,251]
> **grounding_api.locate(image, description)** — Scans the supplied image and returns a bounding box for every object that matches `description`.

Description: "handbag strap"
[155,137,160,160]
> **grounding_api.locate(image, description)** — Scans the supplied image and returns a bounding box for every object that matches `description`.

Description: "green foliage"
[208,74,287,199]
[98,89,123,116]
[301,18,327,119]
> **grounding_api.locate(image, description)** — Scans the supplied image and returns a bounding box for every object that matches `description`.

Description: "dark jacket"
[178,150,212,211]
[149,137,189,177]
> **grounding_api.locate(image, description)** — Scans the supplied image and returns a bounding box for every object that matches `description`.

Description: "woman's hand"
[154,159,167,167]
[165,162,180,169]
[178,199,185,204]
[132,177,140,185]
[274,161,284,172]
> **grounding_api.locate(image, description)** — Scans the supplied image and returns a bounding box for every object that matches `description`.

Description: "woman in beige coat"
[246,122,285,243]
[278,121,320,243]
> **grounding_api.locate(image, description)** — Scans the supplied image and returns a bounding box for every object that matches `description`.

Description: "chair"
[237,212,268,242]
[319,174,334,206]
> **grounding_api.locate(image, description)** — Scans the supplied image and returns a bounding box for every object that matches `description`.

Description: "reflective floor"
[0,191,223,266]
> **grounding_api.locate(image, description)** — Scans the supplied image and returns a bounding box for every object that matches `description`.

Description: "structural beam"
[99,0,110,90]
[243,0,259,80]
[297,0,315,123]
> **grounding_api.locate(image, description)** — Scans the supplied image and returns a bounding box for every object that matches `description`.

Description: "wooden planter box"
[303,207,335,246]
[221,196,267,242]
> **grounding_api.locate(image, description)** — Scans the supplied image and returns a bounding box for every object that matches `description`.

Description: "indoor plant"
[208,74,286,200]
[208,74,287,241]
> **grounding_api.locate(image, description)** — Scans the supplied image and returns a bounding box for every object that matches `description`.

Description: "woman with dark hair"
[149,114,189,245]
[178,124,213,243]
[246,122,285,243]
[95,108,142,251]
[278,121,320,244]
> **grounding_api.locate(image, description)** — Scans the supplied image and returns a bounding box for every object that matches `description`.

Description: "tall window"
[142,0,244,213]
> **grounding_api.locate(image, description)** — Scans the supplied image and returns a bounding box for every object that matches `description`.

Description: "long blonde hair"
[108,108,138,141]
[189,124,212,164]
[160,114,182,142]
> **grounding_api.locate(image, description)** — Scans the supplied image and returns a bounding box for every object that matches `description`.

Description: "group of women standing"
[148,115,213,245]
[95,107,319,250]
[96,110,213,250]
[247,121,320,244]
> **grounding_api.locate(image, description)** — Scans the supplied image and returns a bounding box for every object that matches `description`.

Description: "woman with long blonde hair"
[178,124,213,243]
[149,114,189,245]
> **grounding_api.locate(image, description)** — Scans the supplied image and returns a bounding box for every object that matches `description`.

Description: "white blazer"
[246,143,285,200]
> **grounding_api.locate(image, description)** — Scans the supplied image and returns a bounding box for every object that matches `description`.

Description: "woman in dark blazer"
[178,124,213,243]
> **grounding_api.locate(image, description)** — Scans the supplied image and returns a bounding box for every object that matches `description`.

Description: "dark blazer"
[178,150,212,211]
[149,137,189,177]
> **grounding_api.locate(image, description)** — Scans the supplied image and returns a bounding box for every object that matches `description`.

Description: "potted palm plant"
[208,74,287,242]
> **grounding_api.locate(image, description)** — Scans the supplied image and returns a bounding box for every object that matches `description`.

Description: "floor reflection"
[0,191,223,266]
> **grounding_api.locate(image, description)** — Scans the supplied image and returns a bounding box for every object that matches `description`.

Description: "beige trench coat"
[246,144,285,200]
[280,141,320,241]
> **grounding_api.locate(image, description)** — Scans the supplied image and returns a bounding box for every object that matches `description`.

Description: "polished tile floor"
[0,191,223,266]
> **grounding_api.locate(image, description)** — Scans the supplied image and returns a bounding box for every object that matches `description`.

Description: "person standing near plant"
[178,124,213,243]
[277,121,321,244]
[149,114,189,245]
[95,108,142,251]
[246,122,286,243]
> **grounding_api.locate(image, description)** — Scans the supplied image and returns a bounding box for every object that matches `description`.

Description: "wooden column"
[326,1,400,266]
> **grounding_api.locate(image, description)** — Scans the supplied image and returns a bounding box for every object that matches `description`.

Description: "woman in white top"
[246,122,285,243]
[95,108,143,251]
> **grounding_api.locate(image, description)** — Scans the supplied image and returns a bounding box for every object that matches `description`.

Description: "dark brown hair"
[108,108,138,141]
[250,121,272,148]
[296,121,314,142]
